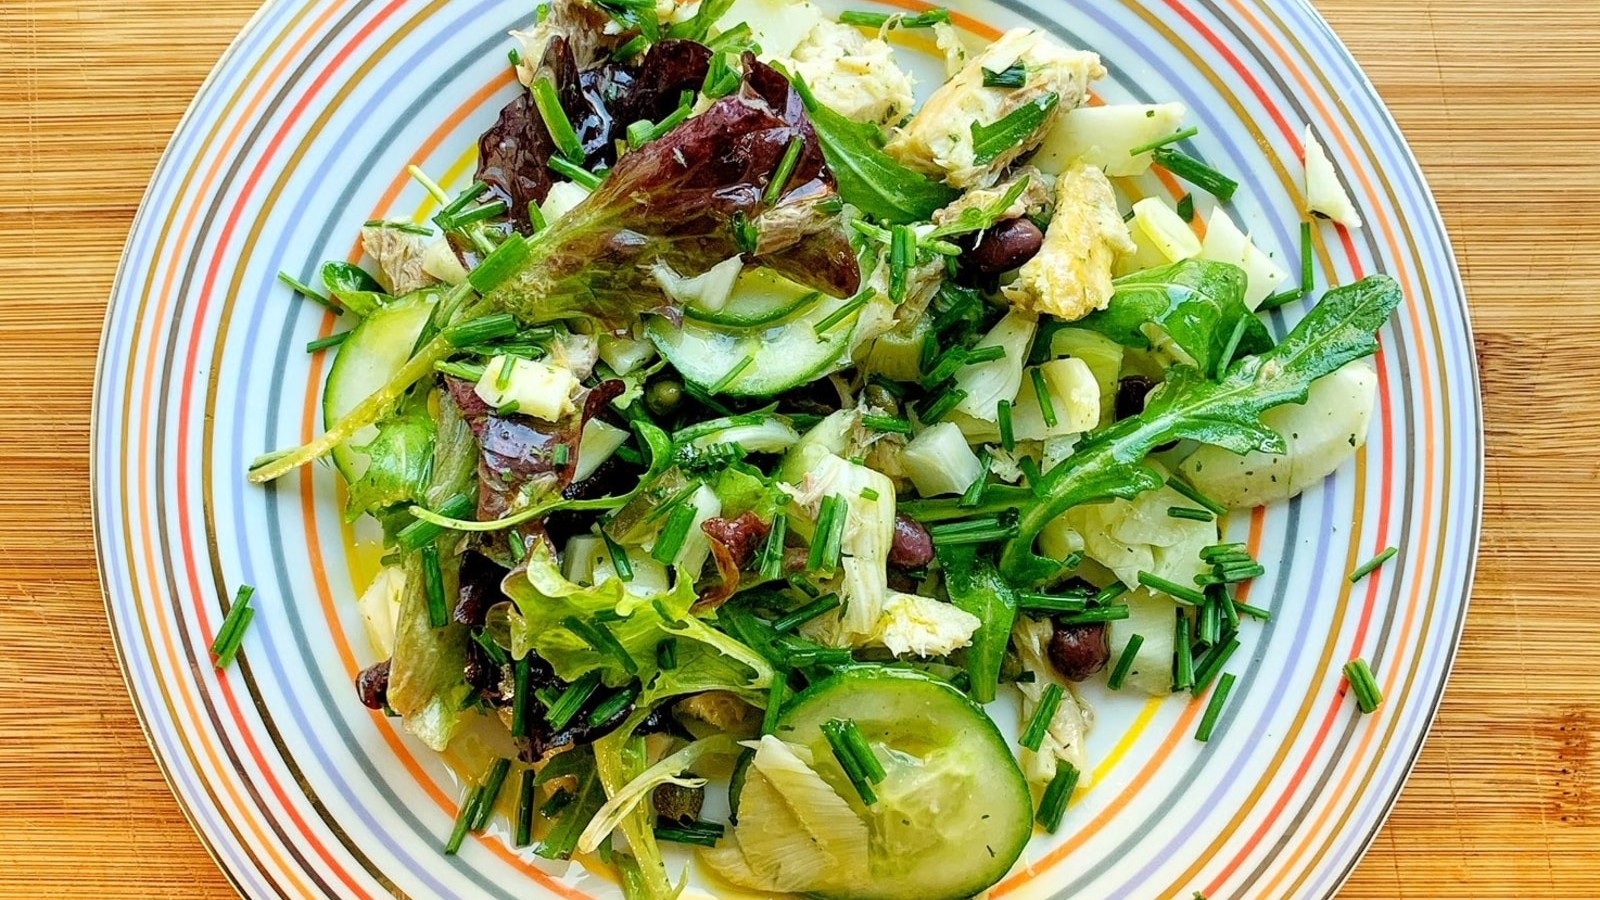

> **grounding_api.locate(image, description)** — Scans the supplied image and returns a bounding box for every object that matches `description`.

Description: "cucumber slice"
[647,291,858,397]
[763,668,1032,900]
[684,267,823,328]
[322,291,437,482]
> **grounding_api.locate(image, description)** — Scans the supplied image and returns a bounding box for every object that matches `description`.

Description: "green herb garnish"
[1107,634,1145,690]
[1343,657,1383,713]
[1127,125,1199,157]
[981,64,1027,88]
[1036,762,1079,832]
[210,584,257,670]
[1020,683,1064,752]
[821,718,886,805]
[1152,146,1239,201]
[971,93,1059,166]
[1195,672,1237,740]
[1348,546,1398,583]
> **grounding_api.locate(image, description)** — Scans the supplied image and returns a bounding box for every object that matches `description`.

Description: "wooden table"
[2,0,1597,896]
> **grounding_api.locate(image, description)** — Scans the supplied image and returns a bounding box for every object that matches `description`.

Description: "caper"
[646,378,683,416]
[863,383,900,414]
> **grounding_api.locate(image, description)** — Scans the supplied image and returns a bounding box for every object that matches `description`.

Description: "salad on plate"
[247,0,1398,896]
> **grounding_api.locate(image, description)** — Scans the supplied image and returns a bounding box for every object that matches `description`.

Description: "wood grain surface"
[1,0,1596,897]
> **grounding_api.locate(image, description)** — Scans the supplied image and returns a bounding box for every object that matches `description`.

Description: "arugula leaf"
[534,746,608,860]
[999,274,1402,584]
[1076,259,1274,378]
[792,75,957,224]
[937,545,1019,704]
[971,93,1059,166]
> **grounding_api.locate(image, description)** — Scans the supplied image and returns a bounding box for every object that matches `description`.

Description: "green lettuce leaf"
[999,274,1402,583]
[345,412,434,522]
[1077,259,1274,378]
[386,551,471,751]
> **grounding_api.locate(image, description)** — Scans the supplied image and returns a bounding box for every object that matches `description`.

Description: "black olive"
[1047,622,1110,682]
[889,514,935,569]
[964,217,1045,275]
[355,659,391,710]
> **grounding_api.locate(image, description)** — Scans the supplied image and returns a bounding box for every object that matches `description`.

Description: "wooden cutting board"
[1,0,1596,897]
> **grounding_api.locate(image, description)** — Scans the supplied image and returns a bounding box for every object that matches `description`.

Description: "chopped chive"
[1200,541,1249,559]
[701,51,741,99]
[444,313,519,347]
[959,453,992,508]
[1092,582,1128,607]
[600,530,634,582]
[532,77,584,161]
[860,487,881,502]
[515,768,540,845]
[651,504,697,566]
[1235,600,1271,621]
[563,616,638,676]
[588,683,638,726]
[807,496,841,571]
[920,387,967,424]
[210,584,257,669]
[1107,634,1145,690]
[550,441,572,466]
[963,345,1006,364]
[731,210,760,254]
[1348,546,1398,583]
[1257,287,1301,311]
[655,821,726,847]
[545,671,602,731]
[1299,220,1315,299]
[1138,570,1207,606]
[1018,455,1042,491]
[1127,125,1200,157]
[1167,506,1215,522]
[1197,597,1222,647]
[526,200,547,233]
[468,758,513,831]
[927,515,1018,546]
[548,154,603,189]
[276,271,343,313]
[1343,657,1383,713]
[1192,636,1240,694]
[1056,604,1131,627]
[435,360,488,383]
[1176,193,1196,222]
[446,200,509,229]
[820,719,885,805]
[611,34,647,62]
[467,232,531,293]
[820,495,848,571]
[838,8,951,27]
[444,783,485,854]
[1030,367,1058,428]
[1152,147,1238,201]
[997,399,1016,451]
[1166,476,1226,517]
[1194,672,1237,741]
[861,413,913,435]
[1018,592,1090,614]
[364,218,434,236]
[422,545,448,627]
[1216,314,1250,378]
[921,347,970,387]
[397,493,476,551]
[307,329,352,353]
[762,676,788,734]
[1036,762,1079,832]
[511,653,534,737]
[971,93,1059,166]
[812,288,876,335]
[981,63,1027,88]
[1217,587,1240,630]
[764,136,805,206]
[1218,562,1266,583]
[1173,612,1195,691]
[474,630,510,667]
[514,768,536,847]
[1020,683,1064,752]
[773,593,841,633]
[889,224,916,304]
[704,352,752,390]
[758,513,788,581]
[507,47,522,67]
